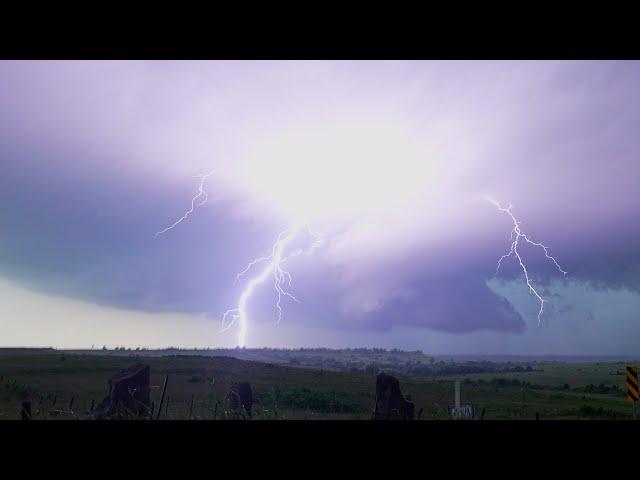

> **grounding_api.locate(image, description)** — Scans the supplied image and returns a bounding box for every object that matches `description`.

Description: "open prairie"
[0,349,635,420]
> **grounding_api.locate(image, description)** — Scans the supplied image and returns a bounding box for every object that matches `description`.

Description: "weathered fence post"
[156,375,168,420]
[189,394,194,420]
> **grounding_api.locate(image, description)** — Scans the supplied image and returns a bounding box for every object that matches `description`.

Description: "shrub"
[581,383,621,395]
[257,387,361,413]
[569,405,618,419]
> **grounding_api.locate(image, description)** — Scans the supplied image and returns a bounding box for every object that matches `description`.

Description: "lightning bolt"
[154,170,215,238]
[488,197,567,324]
[155,170,323,347]
[222,224,323,347]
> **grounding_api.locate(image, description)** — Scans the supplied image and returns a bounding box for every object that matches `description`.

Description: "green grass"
[0,352,635,420]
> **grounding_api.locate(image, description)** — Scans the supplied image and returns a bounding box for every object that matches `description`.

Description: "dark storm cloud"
[1,60,639,342]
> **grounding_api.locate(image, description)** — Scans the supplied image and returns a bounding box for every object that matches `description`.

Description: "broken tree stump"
[21,400,31,421]
[227,382,253,419]
[373,373,415,420]
[93,363,151,419]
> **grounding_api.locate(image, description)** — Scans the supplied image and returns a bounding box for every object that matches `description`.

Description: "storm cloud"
[1,61,639,351]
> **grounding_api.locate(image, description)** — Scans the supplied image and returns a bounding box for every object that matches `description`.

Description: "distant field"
[0,349,636,420]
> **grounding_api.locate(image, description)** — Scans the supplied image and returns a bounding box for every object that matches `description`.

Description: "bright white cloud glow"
[239,117,438,224]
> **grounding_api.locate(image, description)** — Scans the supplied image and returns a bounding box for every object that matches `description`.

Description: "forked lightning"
[488,197,567,323]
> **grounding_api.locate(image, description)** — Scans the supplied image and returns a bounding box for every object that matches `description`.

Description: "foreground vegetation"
[0,349,636,420]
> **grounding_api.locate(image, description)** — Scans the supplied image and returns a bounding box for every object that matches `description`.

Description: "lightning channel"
[222,224,323,347]
[488,197,567,324]
[155,170,324,347]
[154,170,215,239]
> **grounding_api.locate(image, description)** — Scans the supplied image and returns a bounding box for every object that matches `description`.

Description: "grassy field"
[0,350,635,420]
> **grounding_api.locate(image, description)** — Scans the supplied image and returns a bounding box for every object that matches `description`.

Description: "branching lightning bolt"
[488,197,567,324]
[155,170,323,348]
[154,170,215,238]
[223,224,323,348]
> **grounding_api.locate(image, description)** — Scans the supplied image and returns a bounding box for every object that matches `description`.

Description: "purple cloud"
[1,60,639,348]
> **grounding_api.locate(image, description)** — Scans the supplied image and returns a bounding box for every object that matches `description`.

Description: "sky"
[0,60,639,354]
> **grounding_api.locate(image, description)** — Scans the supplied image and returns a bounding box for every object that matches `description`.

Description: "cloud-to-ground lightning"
[154,170,323,347]
[488,197,567,323]
[154,170,215,238]
[223,224,323,348]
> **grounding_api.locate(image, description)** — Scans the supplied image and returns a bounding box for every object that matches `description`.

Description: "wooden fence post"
[156,375,168,420]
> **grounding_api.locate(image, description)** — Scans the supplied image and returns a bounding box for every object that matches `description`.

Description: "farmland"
[0,348,636,420]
